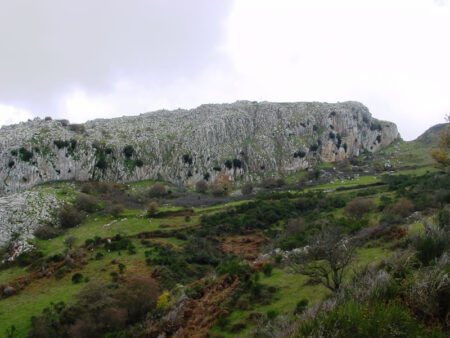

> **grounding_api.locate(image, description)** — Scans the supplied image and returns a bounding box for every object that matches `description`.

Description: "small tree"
[344,197,375,219]
[72,273,84,284]
[431,115,450,170]
[290,229,355,292]
[147,202,158,217]
[148,183,166,198]
[388,197,414,217]
[212,174,233,196]
[59,203,84,228]
[195,180,208,193]
[64,236,77,250]
[241,182,253,195]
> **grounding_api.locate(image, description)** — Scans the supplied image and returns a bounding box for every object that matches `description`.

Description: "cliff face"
[0,101,399,195]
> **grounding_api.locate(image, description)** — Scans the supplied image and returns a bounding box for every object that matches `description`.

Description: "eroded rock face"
[0,101,399,195]
[0,191,63,257]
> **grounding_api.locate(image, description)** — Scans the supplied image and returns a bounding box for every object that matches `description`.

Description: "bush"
[18,147,33,162]
[195,180,208,193]
[262,177,285,188]
[436,209,450,230]
[59,203,84,228]
[344,197,375,219]
[262,263,273,277]
[147,202,158,217]
[212,182,232,196]
[241,182,253,195]
[72,273,84,284]
[294,299,309,314]
[74,194,99,213]
[123,145,134,158]
[148,183,166,198]
[414,228,449,265]
[109,204,124,218]
[33,225,62,240]
[299,301,424,337]
[388,198,414,218]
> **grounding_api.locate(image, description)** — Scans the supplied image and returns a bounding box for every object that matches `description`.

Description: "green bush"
[33,225,62,240]
[262,263,273,277]
[298,301,424,337]
[74,194,99,213]
[148,183,166,198]
[241,182,253,195]
[72,273,84,284]
[414,229,448,265]
[294,298,309,314]
[59,203,84,228]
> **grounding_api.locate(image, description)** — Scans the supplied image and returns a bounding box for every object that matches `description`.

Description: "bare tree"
[290,228,355,292]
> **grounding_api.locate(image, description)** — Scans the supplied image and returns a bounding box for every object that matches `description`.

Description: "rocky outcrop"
[0,101,399,195]
[0,190,63,257]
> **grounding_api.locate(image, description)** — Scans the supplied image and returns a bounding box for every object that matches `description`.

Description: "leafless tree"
[290,228,355,292]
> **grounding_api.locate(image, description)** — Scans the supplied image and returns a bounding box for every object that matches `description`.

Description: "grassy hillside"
[0,127,449,337]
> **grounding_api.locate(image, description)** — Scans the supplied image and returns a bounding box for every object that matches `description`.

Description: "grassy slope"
[0,129,439,337]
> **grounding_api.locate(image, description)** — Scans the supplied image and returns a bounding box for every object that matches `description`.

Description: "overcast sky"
[0,0,449,140]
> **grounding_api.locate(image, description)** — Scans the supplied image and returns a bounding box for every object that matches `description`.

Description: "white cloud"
[0,0,449,140]
[222,0,450,140]
[0,104,34,126]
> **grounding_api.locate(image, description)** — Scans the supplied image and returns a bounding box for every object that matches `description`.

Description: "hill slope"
[0,101,398,195]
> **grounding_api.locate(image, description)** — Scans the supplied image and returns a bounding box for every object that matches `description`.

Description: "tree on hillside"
[289,228,355,292]
[431,114,450,170]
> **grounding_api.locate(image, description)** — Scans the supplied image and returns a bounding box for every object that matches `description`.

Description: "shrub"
[435,209,450,230]
[34,225,62,240]
[230,322,247,333]
[195,180,208,193]
[109,204,124,218]
[74,194,99,213]
[72,273,84,284]
[224,160,233,169]
[123,145,134,158]
[388,198,414,218]
[157,291,170,309]
[147,202,158,217]
[414,228,449,265]
[18,147,33,162]
[182,154,193,165]
[95,252,104,260]
[148,183,166,198]
[241,182,253,195]
[262,263,273,277]
[298,301,423,337]
[68,123,86,133]
[294,299,309,314]
[59,203,84,228]
[262,177,285,188]
[8,160,15,168]
[53,140,69,149]
[267,310,279,320]
[233,158,242,168]
[344,197,375,219]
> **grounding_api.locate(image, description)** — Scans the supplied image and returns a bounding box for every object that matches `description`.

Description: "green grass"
[210,268,329,337]
[33,212,197,257]
[211,243,393,337]
[0,266,28,285]
[0,238,156,337]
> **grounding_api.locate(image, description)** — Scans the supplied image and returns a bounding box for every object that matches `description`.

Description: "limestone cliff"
[0,101,399,195]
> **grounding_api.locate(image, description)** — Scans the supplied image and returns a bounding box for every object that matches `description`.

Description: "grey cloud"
[0,0,231,113]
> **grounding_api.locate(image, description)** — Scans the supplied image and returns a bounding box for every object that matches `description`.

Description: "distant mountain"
[415,122,448,146]
[0,101,399,195]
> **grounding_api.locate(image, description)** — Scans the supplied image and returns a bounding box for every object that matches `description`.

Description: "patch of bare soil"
[219,233,267,261]
[148,275,239,338]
